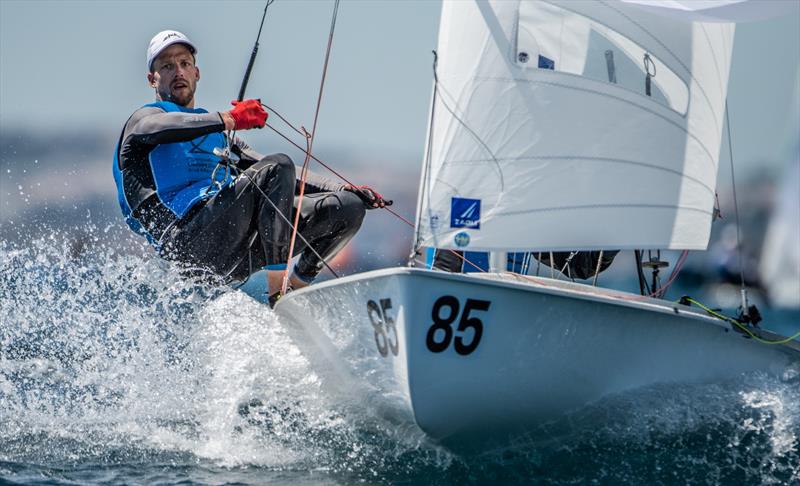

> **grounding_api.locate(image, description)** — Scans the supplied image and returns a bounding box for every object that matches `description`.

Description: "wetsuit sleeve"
[230,135,265,167]
[230,135,344,193]
[119,106,225,163]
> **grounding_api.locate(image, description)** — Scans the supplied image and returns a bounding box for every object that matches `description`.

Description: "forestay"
[414,0,734,252]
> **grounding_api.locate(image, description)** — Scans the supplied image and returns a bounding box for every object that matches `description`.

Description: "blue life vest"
[113,101,229,240]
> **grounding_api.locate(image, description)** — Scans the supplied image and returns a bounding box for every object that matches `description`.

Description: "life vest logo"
[454,231,470,248]
[450,197,480,229]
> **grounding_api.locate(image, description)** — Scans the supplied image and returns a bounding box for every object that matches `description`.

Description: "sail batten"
[415,0,734,252]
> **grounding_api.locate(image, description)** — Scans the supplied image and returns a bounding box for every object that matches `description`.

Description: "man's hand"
[344,184,393,209]
[227,99,267,130]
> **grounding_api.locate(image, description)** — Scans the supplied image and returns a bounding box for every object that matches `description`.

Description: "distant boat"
[243,0,800,444]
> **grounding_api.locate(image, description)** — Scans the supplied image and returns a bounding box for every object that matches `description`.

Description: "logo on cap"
[147,30,197,71]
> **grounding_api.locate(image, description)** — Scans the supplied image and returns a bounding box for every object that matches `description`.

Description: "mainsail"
[415,0,735,252]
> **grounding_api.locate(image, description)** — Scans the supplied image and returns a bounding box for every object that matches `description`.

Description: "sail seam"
[699,23,726,99]
[436,155,715,196]
[469,75,718,172]
[499,203,712,217]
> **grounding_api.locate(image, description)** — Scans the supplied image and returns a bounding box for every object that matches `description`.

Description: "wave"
[1,224,797,484]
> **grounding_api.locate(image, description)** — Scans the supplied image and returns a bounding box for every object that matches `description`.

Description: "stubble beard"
[159,84,195,108]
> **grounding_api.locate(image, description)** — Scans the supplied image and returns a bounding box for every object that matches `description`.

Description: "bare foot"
[266,270,311,295]
[289,274,310,290]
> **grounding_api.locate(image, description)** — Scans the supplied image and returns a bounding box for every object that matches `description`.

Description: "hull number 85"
[426,296,491,355]
[367,298,398,357]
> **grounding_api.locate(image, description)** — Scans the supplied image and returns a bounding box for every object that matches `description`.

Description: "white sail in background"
[415,0,734,252]
[760,155,800,308]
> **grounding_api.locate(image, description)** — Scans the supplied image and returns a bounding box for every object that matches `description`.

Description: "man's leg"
[289,191,366,285]
[229,190,366,295]
[160,154,296,282]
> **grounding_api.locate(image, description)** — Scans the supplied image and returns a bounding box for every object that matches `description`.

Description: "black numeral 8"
[368,299,389,357]
[426,296,490,355]
[426,296,460,353]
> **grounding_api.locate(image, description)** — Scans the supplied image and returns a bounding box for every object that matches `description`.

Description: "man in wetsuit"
[113,30,388,295]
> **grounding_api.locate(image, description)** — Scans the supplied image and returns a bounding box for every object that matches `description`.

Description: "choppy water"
[1,226,799,485]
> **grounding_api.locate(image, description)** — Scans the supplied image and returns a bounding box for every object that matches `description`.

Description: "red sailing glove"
[229,99,268,130]
[344,184,393,209]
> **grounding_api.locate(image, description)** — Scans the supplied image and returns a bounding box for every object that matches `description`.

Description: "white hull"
[245,268,799,443]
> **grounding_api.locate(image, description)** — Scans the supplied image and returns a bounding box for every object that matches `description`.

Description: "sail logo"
[451,197,481,229]
[454,231,470,247]
[429,213,441,230]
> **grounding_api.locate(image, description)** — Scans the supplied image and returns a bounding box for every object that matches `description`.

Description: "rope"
[280,127,313,294]
[724,102,749,306]
[682,297,800,345]
[592,250,604,286]
[281,0,341,295]
[653,249,688,298]
[262,105,416,228]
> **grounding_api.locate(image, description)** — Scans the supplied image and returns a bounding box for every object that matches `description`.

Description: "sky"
[1,0,798,171]
[0,0,441,161]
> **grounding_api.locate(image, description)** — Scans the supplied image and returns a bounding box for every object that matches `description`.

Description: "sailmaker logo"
[450,197,481,229]
[454,231,470,247]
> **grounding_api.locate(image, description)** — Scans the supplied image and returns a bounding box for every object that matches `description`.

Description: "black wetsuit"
[114,103,365,284]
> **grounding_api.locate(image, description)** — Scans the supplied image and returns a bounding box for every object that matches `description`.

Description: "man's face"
[147,44,200,107]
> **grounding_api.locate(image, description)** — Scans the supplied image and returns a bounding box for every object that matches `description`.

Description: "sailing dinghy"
[242,0,800,443]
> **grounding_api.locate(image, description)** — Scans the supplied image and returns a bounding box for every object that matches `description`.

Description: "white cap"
[146,30,197,71]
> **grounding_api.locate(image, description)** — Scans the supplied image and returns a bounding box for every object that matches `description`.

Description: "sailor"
[113,30,388,295]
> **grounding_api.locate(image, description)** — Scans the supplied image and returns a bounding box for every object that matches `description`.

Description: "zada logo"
[454,231,470,248]
[450,197,481,229]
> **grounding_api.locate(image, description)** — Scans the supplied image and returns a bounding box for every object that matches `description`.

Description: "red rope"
[651,249,689,298]
[280,0,341,295]
[265,122,411,220]
[280,128,313,294]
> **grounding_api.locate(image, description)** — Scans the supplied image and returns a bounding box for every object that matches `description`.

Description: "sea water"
[1,226,798,485]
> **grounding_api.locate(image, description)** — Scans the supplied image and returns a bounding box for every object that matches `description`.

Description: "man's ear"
[147,71,157,88]
[195,66,200,82]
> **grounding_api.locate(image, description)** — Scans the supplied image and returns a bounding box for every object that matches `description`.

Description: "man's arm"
[230,134,345,193]
[123,106,225,147]
[231,135,389,207]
